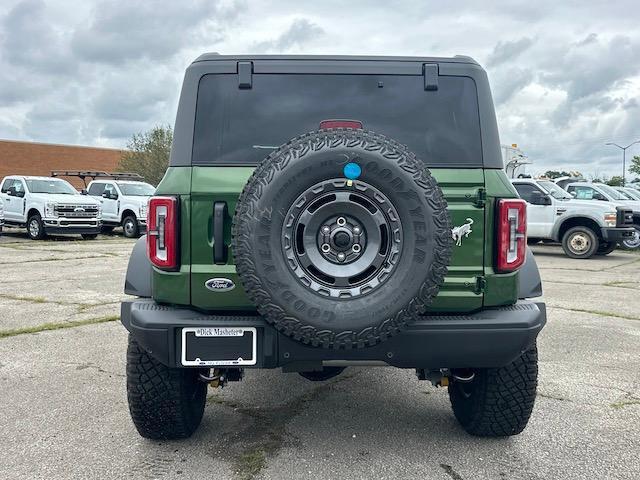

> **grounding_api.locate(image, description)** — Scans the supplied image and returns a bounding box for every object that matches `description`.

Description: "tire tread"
[449,345,538,437]
[126,336,206,440]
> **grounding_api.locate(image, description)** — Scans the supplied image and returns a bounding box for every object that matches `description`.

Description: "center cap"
[333,231,351,249]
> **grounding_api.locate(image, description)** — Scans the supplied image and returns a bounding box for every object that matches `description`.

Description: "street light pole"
[606,140,640,186]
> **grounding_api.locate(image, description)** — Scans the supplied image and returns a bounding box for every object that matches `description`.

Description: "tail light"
[319,119,363,130]
[147,196,179,270]
[496,199,527,272]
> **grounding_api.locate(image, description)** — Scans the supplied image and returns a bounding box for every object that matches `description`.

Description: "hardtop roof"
[193,53,478,65]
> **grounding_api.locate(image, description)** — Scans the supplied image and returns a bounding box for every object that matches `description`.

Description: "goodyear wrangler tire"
[232,129,453,349]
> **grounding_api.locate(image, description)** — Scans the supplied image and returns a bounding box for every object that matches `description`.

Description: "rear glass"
[192,74,482,167]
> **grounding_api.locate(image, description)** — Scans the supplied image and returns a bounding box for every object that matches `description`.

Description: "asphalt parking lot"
[1,228,639,480]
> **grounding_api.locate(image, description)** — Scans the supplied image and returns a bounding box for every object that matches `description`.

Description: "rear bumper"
[602,226,635,242]
[121,299,546,370]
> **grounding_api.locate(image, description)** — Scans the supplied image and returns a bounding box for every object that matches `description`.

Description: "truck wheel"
[126,336,207,440]
[596,241,617,255]
[122,215,139,238]
[621,225,640,250]
[448,345,538,437]
[232,129,453,349]
[561,226,599,259]
[27,213,46,240]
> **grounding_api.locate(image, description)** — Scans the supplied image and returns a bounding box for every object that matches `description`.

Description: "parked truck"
[0,192,4,235]
[0,176,102,240]
[87,179,154,238]
[564,182,640,249]
[50,171,154,238]
[511,178,635,258]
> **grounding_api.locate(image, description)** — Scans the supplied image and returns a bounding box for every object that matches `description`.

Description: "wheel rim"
[282,179,402,298]
[124,219,135,236]
[29,219,40,237]
[622,229,640,249]
[568,232,591,254]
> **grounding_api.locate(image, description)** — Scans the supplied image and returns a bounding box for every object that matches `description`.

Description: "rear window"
[192,74,482,167]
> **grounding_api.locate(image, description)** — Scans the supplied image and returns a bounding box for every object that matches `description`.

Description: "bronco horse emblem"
[452,218,474,247]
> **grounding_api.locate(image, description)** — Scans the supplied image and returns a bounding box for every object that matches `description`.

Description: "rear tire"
[122,215,139,238]
[126,336,207,440]
[595,241,617,255]
[561,226,599,259]
[27,213,46,240]
[449,345,538,437]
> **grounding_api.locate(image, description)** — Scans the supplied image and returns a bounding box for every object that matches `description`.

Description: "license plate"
[181,327,257,366]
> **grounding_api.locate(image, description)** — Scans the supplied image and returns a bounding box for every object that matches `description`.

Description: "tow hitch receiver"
[199,368,244,388]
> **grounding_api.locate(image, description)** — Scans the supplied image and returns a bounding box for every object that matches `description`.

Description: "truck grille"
[55,204,99,218]
[616,207,634,227]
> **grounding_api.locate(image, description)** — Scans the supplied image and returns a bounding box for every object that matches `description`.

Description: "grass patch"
[549,305,640,322]
[0,254,117,265]
[537,392,568,402]
[236,450,267,480]
[0,293,49,303]
[603,281,640,290]
[75,301,119,313]
[0,315,118,339]
[0,294,120,314]
[611,398,640,410]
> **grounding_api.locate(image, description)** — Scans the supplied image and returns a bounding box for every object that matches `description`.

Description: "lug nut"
[337,217,346,226]
[352,244,361,253]
[321,243,331,253]
[353,226,361,235]
[337,252,346,262]
[322,225,331,234]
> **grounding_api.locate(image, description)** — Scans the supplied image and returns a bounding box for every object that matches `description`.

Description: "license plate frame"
[181,327,257,367]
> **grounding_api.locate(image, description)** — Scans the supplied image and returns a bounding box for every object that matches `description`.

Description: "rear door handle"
[213,202,228,264]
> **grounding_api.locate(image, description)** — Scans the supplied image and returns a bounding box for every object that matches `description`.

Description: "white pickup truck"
[0,176,102,240]
[0,191,4,235]
[511,179,635,258]
[86,180,154,238]
[564,182,640,249]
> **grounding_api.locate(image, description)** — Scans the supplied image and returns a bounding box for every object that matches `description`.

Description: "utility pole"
[606,140,640,186]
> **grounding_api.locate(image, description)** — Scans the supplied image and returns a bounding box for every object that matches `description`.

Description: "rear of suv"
[121,55,546,439]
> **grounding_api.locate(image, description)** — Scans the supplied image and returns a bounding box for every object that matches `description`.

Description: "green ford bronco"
[121,54,546,440]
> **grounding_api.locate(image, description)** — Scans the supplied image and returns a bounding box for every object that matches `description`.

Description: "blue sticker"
[343,162,362,180]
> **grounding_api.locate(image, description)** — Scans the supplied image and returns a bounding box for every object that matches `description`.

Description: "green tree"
[630,155,640,177]
[606,176,624,186]
[119,125,173,186]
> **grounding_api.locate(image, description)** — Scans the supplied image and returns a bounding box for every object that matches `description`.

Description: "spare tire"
[232,129,453,349]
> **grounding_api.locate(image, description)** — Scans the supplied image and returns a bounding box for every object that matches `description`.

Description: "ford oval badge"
[205,278,235,292]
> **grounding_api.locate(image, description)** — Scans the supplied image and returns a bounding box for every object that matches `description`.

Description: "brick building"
[0,139,125,188]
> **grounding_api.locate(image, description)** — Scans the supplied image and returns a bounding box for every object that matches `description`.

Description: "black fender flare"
[518,247,542,299]
[124,235,152,297]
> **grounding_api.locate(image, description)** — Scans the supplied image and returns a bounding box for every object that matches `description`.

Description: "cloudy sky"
[1,0,640,178]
